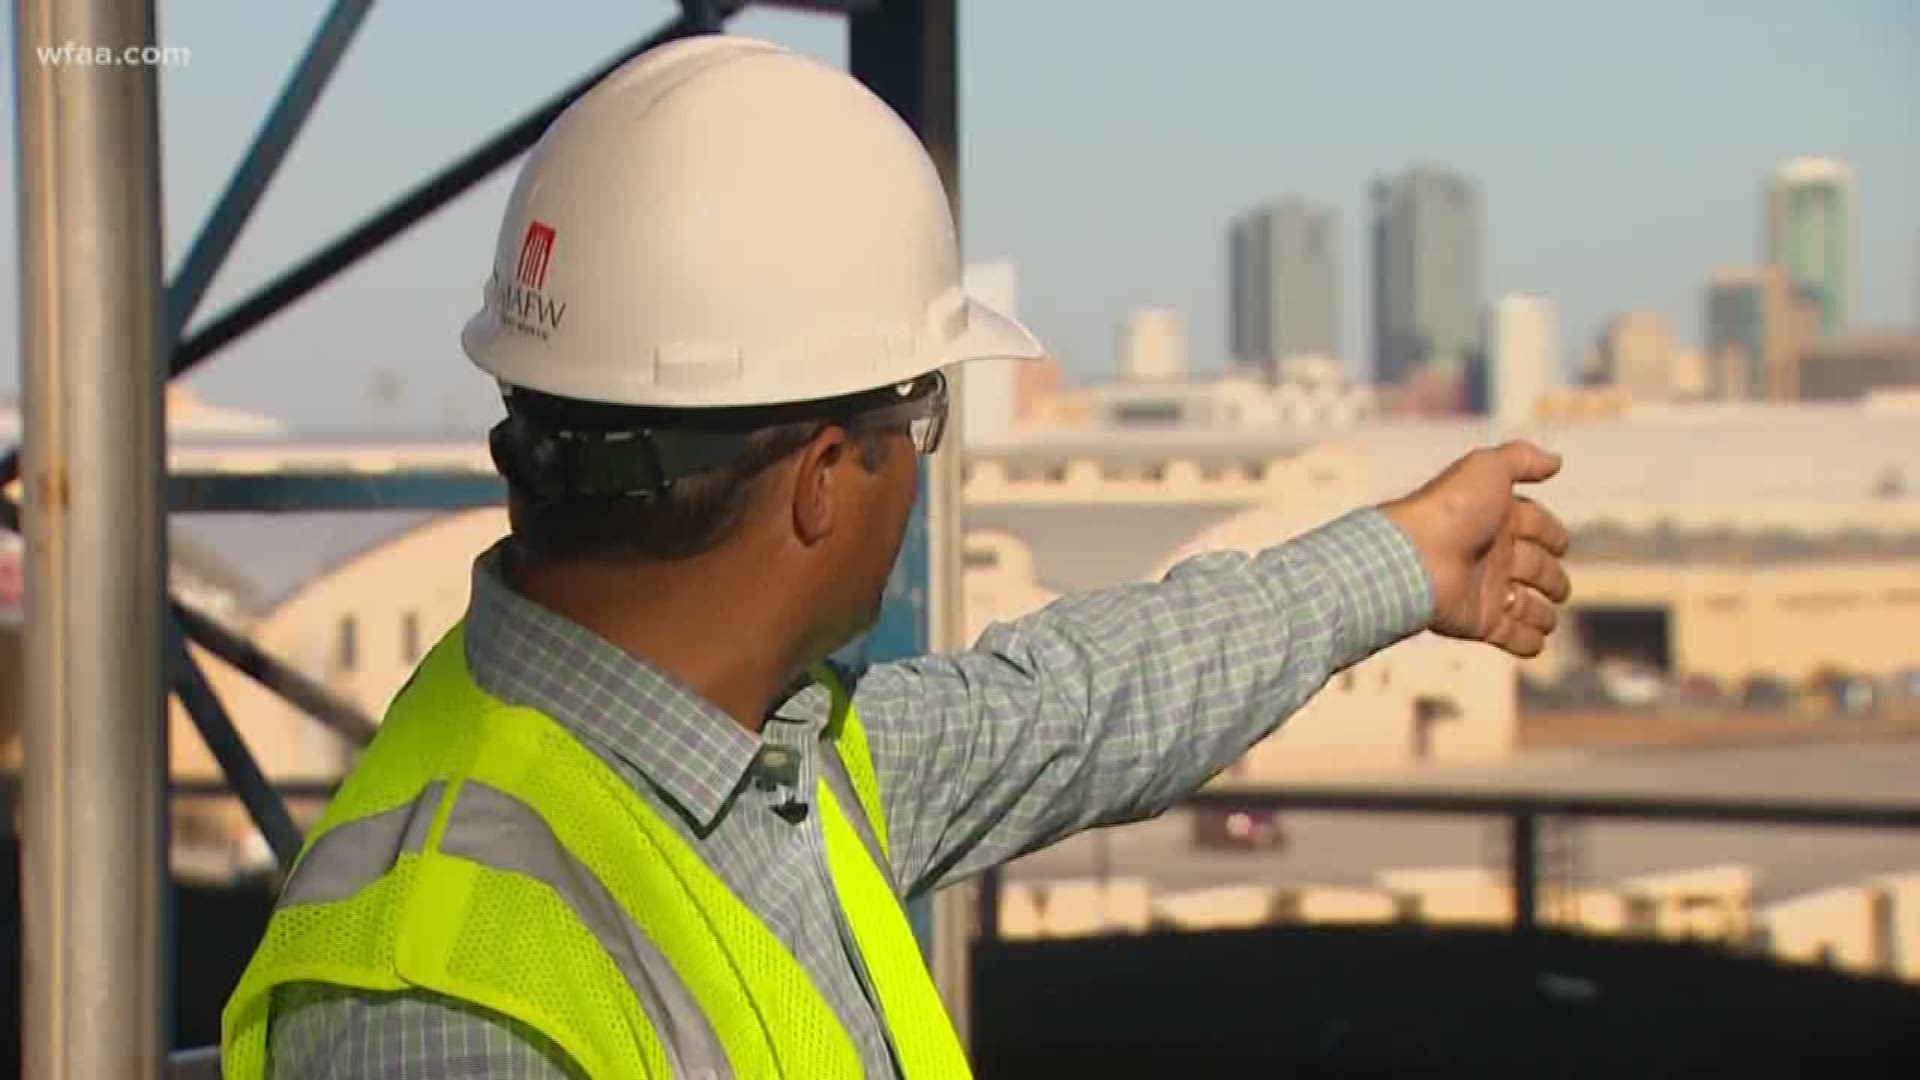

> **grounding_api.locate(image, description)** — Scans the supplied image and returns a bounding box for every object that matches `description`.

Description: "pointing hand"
[1380,441,1572,659]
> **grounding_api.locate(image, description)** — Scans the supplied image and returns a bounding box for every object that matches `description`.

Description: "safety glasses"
[841,369,948,456]
[495,368,952,501]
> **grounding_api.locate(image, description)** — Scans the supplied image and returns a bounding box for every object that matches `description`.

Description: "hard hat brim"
[465,292,1048,410]
[945,295,1048,368]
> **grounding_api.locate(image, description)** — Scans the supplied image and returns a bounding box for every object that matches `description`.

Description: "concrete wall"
[231,509,510,769]
[1569,561,1920,685]
[965,440,1517,778]
[1226,633,1516,779]
[999,864,1920,984]
[961,531,1061,642]
[963,447,1358,507]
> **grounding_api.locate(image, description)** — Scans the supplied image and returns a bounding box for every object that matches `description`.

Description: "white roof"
[973,402,1920,510]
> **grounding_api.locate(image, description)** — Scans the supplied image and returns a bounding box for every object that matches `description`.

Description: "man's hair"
[507,420,890,563]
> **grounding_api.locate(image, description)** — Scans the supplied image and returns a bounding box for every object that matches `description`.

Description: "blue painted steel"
[833,459,931,670]
[0,1,374,495]
[753,0,884,13]
[845,0,958,965]
[168,471,504,512]
[167,0,374,340]
[831,459,934,949]
[166,620,301,868]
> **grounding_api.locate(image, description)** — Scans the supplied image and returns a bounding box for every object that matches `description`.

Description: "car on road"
[1190,806,1287,850]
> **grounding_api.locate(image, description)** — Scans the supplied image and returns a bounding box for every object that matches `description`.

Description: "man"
[223,34,1571,1080]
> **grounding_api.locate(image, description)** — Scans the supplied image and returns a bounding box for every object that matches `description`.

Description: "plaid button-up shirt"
[266,508,1432,1078]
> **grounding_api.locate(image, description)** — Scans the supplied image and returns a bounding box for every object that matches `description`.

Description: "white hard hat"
[461,34,1045,410]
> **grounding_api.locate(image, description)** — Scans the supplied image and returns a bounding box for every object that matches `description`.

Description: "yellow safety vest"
[222,622,970,1079]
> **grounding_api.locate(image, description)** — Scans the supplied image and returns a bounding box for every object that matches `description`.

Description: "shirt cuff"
[1285,507,1435,670]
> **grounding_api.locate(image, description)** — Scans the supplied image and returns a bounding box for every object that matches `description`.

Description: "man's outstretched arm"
[857,443,1570,898]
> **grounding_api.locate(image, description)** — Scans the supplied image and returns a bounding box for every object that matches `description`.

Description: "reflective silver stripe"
[439,782,732,1080]
[278,782,445,907]
[820,744,900,897]
[272,781,732,1080]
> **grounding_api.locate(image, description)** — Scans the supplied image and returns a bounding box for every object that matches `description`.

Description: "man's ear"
[790,425,850,546]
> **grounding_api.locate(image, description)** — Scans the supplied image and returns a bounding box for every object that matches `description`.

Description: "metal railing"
[974,787,1920,941]
[63,775,1920,1073]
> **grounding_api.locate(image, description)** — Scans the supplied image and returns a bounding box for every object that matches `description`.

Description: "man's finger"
[1492,440,1562,485]
[1514,497,1572,558]
[1514,539,1572,603]
[1492,616,1546,660]
[1513,585,1558,636]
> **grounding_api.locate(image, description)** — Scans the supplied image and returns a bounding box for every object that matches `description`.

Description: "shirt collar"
[463,541,767,834]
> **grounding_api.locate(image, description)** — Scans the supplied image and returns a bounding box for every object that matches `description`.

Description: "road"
[1004,742,1920,904]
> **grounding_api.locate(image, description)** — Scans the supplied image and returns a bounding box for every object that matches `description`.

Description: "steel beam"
[0,773,340,808]
[848,0,972,1048]
[972,791,1920,946]
[166,0,375,340]
[1510,811,1539,933]
[173,601,380,747]
[15,0,171,1073]
[0,14,701,494]
[680,0,750,32]
[1184,786,1920,828]
[1,489,381,746]
[752,0,884,13]
[165,15,703,385]
[168,624,303,869]
[169,778,340,801]
[169,470,504,512]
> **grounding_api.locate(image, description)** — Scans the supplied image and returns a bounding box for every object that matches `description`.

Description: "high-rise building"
[1704,265,1797,401]
[1798,332,1920,402]
[961,261,1021,445]
[1670,347,1708,401]
[1117,308,1187,382]
[1371,166,1484,387]
[1594,310,1681,402]
[1228,198,1340,377]
[1486,294,1557,428]
[1764,157,1851,338]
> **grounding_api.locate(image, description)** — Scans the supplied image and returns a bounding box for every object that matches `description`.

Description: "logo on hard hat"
[517,221,557,290]
[486,219,567,342]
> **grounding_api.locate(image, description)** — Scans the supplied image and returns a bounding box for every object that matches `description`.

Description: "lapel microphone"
[758,744,810,823]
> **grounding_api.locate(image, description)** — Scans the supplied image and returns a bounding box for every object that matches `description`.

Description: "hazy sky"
[2,0,1915,432]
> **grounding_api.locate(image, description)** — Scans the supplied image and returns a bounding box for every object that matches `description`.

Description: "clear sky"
[2,0,1915,431]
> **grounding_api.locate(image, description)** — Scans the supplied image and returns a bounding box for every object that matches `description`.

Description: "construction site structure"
[10,1,969,1074]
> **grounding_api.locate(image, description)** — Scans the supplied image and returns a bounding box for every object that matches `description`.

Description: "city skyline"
[1486,293,1556,427]
[0,1,1914,430]
[1705,264,1798,402]
[1371,165,1485,386]
[1192,152,1882,405]
[1766,157,1852,338]
[1228,197,1341,376]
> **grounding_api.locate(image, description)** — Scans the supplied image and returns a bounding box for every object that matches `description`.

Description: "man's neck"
[504,550,800,733]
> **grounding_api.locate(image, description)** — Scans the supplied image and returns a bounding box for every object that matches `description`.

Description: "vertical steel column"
[14,0,171,1075]
[848,0,972,1047]
[1510,810,1540,933]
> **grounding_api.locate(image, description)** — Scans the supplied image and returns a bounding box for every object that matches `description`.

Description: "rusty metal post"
[14,0,170,1074]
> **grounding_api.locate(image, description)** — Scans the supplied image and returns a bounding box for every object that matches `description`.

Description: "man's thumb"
[1492,440,1562,483]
